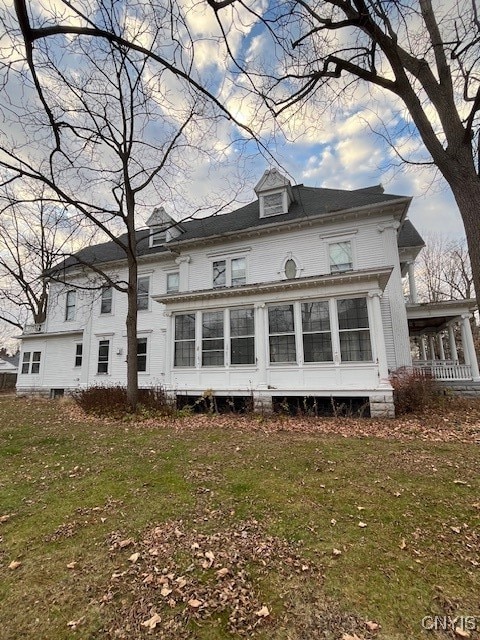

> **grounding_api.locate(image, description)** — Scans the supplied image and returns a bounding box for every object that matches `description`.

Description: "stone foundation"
[369,393,395,418]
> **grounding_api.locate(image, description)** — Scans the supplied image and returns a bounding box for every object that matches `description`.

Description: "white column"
[255,303,268,387]
[461,314,480,379]
[163,312,173,386]
[407,262,418,303]
[437,332,445,360]
[429,335,436,361]
[368,290,389,383]
[448,323,458,362]
[420,335,427,361]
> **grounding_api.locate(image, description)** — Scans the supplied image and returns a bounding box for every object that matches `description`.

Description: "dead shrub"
[390,368,439,414]
[72,385,173,417]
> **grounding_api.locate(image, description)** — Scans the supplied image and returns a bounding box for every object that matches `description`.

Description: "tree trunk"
[126,252,139,411]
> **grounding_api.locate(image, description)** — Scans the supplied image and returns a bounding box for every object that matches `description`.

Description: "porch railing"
[412,360,472,381]
[23,323,44,334]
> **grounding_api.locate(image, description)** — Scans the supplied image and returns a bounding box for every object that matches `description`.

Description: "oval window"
[285,259,297,279]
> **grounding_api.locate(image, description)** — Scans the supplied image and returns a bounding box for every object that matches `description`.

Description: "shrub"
[72,385,174,417]
[389,368,438,414]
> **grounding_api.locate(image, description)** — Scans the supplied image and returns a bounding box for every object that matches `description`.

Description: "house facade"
[16,169,479,415]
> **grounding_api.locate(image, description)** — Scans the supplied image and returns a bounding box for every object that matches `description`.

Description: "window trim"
[326,237,356,274]
[21,350,41,375]
[174,313,196,368]
[166,271,180,293]
[100,286,113,315]
[137,337,148,374]
[150,226,166,247]
[336,297,373,363]
[74,343,83,368]
[259,189,287,218]
[212,256,247,289]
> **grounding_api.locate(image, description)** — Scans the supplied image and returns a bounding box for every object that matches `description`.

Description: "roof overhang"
[18,329,84,340]
[153,267,393,310]
[406,299,477,334]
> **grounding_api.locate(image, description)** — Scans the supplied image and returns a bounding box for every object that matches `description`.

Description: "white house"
[0,353,19,390]
[16,169,480,415]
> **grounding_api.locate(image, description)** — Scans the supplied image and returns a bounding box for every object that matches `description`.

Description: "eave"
[153,267,394,306]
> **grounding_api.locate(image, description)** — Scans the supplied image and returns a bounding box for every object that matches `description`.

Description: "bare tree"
[0,7,236,410]
[415,233,474,303]
[0,184,84,332]
[205,0,480,308]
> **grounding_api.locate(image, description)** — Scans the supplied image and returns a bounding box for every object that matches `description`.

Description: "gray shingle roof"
[398,219,425,248]
[52,183,413,273]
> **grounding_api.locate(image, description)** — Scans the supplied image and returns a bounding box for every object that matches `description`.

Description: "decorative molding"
[320,228,358,240]
[206,247,251,258]
[377,221,401,233]
[175,255,191,265]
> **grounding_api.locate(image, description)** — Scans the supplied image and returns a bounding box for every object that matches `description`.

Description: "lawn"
[0,396,479,639]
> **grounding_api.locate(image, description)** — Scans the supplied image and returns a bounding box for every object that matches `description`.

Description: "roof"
[398,219,425,248]
[0,353,19,368]
[51,183,412,273]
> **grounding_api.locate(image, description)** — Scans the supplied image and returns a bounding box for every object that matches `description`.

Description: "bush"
[389,368,439,414]
[72,385,174,417]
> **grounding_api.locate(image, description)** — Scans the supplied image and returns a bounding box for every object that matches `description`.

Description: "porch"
[406,299,479,382]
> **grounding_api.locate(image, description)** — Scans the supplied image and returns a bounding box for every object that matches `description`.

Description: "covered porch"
[406,300,479,381]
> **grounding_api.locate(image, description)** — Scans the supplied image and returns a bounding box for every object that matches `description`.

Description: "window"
[329,241,353,273]
[212,257,246,288]
[150,226,166,247]
[285,259,297,279]
[65,290,76,321]
[174,314,195,367]
[167,272,179,293]
[337,298,372,361]
[231,258,246,286]
[263,192,284,216]
[301,302,332,362]
[268,304,297,363]
[137,338,147,372]
[230,308,255,364]
[22,351,41,374]
[137,276,150,311]
[202,311,224,366]
[97,339,110,374]
[75,344,83,367]
[100,286,112,314]
[213,260,226,288]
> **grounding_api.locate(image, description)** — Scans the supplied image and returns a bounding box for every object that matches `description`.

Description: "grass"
[0,397,479,639]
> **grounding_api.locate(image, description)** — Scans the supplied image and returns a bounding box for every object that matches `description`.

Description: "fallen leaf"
[450,526,461,534]
[399,539,407,550]
[119,538,133,548]
[188,598,203,608]
[128,552,140,563]
[342,634,362,640]
[366,620,380,631]
[256,606,270,617]
[8,560,21,570]
[67,617,85,629]
[141,613,161,630]
[455,628,470,638]
[160,587,172,597]
[216,567,229,578]
[66,561,77,569]
[0,515,11,523]
[332,548,342,556]
[358,521,367,528]
[453,480,467,485]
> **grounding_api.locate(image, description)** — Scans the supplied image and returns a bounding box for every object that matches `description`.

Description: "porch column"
[437,332,445,360]
[407,262,418,303]
[420,335,427,360]
[255,303,268,387]
[448,323,458,362]
[429,335,436,361]
[461,314,480,379]
[164,312,173,385]
[368,290,389,383]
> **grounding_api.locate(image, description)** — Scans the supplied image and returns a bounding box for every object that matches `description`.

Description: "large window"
[337,298,372,361]
[268,304,296,363]
[263,192,284,216]
[137,276,150,311]
[100,287,112,314]
[21,351,41,374]
[65,290,76,321]
[174,314,195,367]
[230,308,255,364]
[301,301,332,362]
[137,338,147,372]
[202,311,224,366]
[97,340,110,374]
[212,257,246,288]
[329,241,353,273]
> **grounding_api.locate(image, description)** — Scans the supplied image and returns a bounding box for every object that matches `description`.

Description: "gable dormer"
[146,206,182,247]
[254,168,294,218]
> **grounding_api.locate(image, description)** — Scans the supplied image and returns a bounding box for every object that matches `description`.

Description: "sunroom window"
[301,301,333,362]
[268,304,296,363]
[337,298,372,361]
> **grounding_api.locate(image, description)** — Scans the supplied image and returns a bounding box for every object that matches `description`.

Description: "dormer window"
[150,226,166,247]
[254,168,294,219]
[263,192,284,217]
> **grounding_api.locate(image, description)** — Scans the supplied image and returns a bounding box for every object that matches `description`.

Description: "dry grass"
[0,396,479,639]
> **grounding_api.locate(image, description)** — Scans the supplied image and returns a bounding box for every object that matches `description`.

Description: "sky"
[0,0,470,348]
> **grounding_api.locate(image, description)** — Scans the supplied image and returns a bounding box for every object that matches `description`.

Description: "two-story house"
[16,169,480,415]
